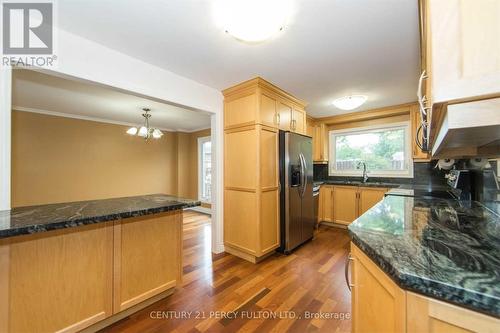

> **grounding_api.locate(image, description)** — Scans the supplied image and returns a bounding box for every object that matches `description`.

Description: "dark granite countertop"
[348,196,500,318]
[0,194,200,239]
[320,180,400,188]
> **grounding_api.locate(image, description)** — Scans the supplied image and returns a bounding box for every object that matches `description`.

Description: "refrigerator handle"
[301,153,308,198]
[299,153,307,198]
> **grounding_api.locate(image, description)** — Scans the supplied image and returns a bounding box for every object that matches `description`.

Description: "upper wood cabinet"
[419,0,500,157]
[423,0,500,106]
[223,77,308,134]
[277,99,293,131]
[410,104,431,161]
[306,117,329,163]
[292,106,306,134]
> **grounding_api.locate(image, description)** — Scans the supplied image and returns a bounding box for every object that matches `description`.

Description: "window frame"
[197,135,212,203]
[328,121,414,178]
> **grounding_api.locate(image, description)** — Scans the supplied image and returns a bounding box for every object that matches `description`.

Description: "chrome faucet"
[357,161,369,183]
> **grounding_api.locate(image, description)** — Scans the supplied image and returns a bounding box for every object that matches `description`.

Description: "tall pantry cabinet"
[222,77,307,263]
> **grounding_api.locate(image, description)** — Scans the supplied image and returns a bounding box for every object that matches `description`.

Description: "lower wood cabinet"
[0,211,183,333]
[113,211,182,313]
[333,186,359,225]
[351,243,406,333]
[358,187,389,216]
[407,292,500,333]
[319,185,334,223]
[350,243,500,333]
[319,185,388,226]
[0,223,114,333]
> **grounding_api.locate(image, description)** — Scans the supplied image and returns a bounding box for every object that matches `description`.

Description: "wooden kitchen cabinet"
[320,185,334,223]
[224,77,307,135]
[419,0,500,157]
[407,292,500,333]
[350,243,500,333]
[333,186,359,225]
[423,0,500,106]
[113,211,182,313]
[410,104,431,161]
[313,124,328,163]
[351,243,407,333]
[358,187,389,216]
[319,186,388,226]
[0,223,114,333]
[223,78,300,263]
[292,106,306,134]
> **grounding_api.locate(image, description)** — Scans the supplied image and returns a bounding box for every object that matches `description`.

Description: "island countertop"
[348,196,500,318]
[0,194,200,239]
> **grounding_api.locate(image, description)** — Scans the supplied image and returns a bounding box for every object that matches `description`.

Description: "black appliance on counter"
[446,169,499,201]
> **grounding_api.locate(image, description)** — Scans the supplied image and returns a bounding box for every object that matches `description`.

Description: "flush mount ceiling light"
[213,0,291,43]
[126,108,164,140]
[332,95,368,111]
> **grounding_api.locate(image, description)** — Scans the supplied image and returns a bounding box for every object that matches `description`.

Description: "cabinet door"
[407,292,500,333]
[333,186,358,225]
[277,100,292,131]
[0,224,113,333]
[358,187,388,216]
[292,108,306,134]
[114,211,181,313]
[320,186,334,222]
[410,105,431,161]
[351,244,406,333]
[306,118,314,137]
[260,91,279,128]
[428,0,500,104]
[224,92,258,129]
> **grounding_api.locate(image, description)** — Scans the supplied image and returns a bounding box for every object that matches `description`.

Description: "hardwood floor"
[101,211,351,333]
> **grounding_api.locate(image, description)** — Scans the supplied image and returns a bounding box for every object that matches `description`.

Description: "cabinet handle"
[291,119,297,131]
[345,254,354,291]
[275,113,281,125]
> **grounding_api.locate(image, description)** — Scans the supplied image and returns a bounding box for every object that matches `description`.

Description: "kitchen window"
[198,136,212,203]
[329,122,413,178]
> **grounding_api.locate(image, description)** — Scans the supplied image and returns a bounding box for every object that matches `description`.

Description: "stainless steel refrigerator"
[279,130,314,254]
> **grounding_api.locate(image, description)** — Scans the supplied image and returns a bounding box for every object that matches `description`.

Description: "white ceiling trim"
[12,106,210,133]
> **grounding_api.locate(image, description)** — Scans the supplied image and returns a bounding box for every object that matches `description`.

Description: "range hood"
[431,98,500,158]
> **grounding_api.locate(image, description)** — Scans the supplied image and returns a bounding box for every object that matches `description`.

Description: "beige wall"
[175,128,211,208]
[11,111,181,207]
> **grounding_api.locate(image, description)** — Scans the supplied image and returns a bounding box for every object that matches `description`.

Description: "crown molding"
[11,106,210,133]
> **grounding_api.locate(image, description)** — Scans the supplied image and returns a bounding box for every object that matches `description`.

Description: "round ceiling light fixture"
[332,95,368,111]
[213,0,291,43]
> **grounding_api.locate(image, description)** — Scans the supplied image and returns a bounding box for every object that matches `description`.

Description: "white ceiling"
[12,69,212,132]
[57,0,421,118]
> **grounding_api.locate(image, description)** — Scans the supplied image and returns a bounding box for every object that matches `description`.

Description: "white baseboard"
[185,206,212,215]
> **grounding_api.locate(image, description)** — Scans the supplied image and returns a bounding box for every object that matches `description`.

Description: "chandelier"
[126,108,164,140]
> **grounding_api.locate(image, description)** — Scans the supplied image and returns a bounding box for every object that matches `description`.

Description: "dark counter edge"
[348,232,500,319]
[0,201,200,240]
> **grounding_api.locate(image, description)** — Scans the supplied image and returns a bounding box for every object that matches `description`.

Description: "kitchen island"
[348,195,500,333]
[0,194,199,333]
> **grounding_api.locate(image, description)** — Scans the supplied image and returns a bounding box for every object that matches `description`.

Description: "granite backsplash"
[313,161,448,186]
